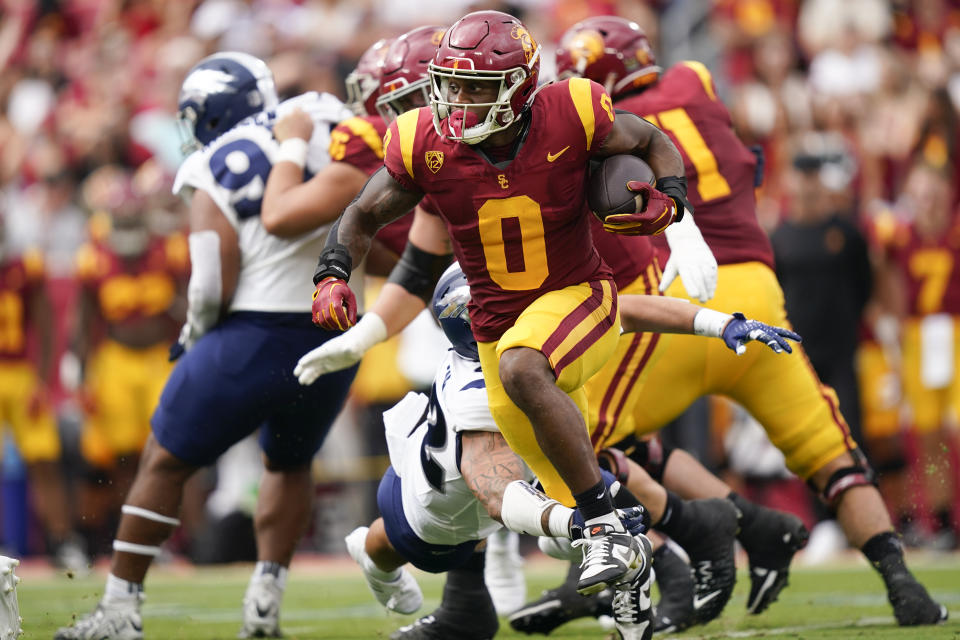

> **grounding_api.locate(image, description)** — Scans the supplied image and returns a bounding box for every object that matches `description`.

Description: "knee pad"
[815,449,877,510]
[623,435,672,483]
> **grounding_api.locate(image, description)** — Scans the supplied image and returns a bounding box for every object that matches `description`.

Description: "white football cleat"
[613,535,654,640]
[345,526,423,614]
[239,573,283,638]
[54,596,143,640]
[0,557,22,640]
[484,529,526,615]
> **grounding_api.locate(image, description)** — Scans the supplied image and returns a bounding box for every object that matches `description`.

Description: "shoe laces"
[573,535,612,569]
[613,588,639,622]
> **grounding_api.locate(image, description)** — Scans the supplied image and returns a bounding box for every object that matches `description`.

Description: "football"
[587,154,657,221]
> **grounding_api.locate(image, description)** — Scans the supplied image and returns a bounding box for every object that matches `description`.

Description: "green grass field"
[19,554,960,639]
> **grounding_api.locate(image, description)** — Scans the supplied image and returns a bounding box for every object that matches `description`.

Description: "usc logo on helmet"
[510,25,537,63]
[569,30,605,71]
[431,29,445,46]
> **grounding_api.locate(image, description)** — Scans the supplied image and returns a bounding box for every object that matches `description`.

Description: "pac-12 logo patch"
[426,151,444,173]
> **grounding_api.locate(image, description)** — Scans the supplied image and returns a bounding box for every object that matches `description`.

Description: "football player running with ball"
[55,53,365,640]
[527,16,946,630]
[340,262,798,640]
[307,10,690,599]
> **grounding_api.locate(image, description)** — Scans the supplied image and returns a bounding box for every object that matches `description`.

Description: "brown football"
[587,154,657,221]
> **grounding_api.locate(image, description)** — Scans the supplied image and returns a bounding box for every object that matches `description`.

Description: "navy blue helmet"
[432,262,478,360]
[177,52,278,153]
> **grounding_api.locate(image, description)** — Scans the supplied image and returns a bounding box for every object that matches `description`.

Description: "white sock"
[103,573,142,604]
[359,552,402,582]
[253,561,289,591]
[584,511,624,533]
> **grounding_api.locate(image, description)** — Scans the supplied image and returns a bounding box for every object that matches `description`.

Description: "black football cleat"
[392,563,499,640]
[735,504,809,614]
[508,563,613,635]
[675,498,739,625]
[885,572,948,626]
[651,544,695,633]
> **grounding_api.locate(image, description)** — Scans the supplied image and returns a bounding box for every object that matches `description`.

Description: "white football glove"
[294,312,387,385]
[659,211,718,303]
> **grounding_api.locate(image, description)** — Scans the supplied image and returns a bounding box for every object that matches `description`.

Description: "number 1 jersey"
[616,62,774,268]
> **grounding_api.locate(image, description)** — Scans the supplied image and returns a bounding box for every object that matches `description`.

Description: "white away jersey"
[173,92,362,312]
[384,350,533,546]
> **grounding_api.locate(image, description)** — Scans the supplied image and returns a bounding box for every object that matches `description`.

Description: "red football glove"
[312,277,357,330]
[602,181,677,236]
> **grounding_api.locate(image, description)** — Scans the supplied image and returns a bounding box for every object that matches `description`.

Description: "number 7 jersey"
[383,78,615,342]
[173,92,356,313]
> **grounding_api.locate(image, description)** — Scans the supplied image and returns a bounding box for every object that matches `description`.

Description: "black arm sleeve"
[386,242,454,303]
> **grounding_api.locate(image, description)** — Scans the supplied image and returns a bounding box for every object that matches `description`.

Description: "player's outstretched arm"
[296,206,452,384]
[460,431,529,523]
[262,109,371,237]
[618,294,800,355]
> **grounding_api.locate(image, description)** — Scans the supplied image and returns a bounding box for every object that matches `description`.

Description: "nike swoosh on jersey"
[547,146,570,162]
[692,590,722,609]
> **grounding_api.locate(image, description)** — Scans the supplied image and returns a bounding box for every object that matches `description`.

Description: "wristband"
[313,243,354,284]
[276,137,309,169]
[693,308,733,338]
[352,312,389,351]
[656,175,692,222]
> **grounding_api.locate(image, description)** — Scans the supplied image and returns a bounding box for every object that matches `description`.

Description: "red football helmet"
[345,38,394,116]
[556,16,660,99]
[428,10,541,144]
[376,26,446,123]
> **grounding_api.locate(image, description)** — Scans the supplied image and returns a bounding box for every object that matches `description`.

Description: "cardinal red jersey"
[0,249,46,361]
[383,78,615,341]
[871,214,960,317]
[616,62,774,269]
[331,114,412,255]
[75,234,189,328]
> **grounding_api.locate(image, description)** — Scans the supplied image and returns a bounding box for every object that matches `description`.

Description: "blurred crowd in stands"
[1,0,959,570]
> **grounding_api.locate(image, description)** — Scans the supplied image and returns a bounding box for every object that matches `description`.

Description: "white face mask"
[109,228,149,258]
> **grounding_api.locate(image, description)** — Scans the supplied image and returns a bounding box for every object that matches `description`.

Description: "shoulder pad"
[677,61,718,101]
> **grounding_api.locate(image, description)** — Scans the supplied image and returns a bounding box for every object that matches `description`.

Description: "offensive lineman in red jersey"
[305,10,691,601]
[532,16,946,629]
